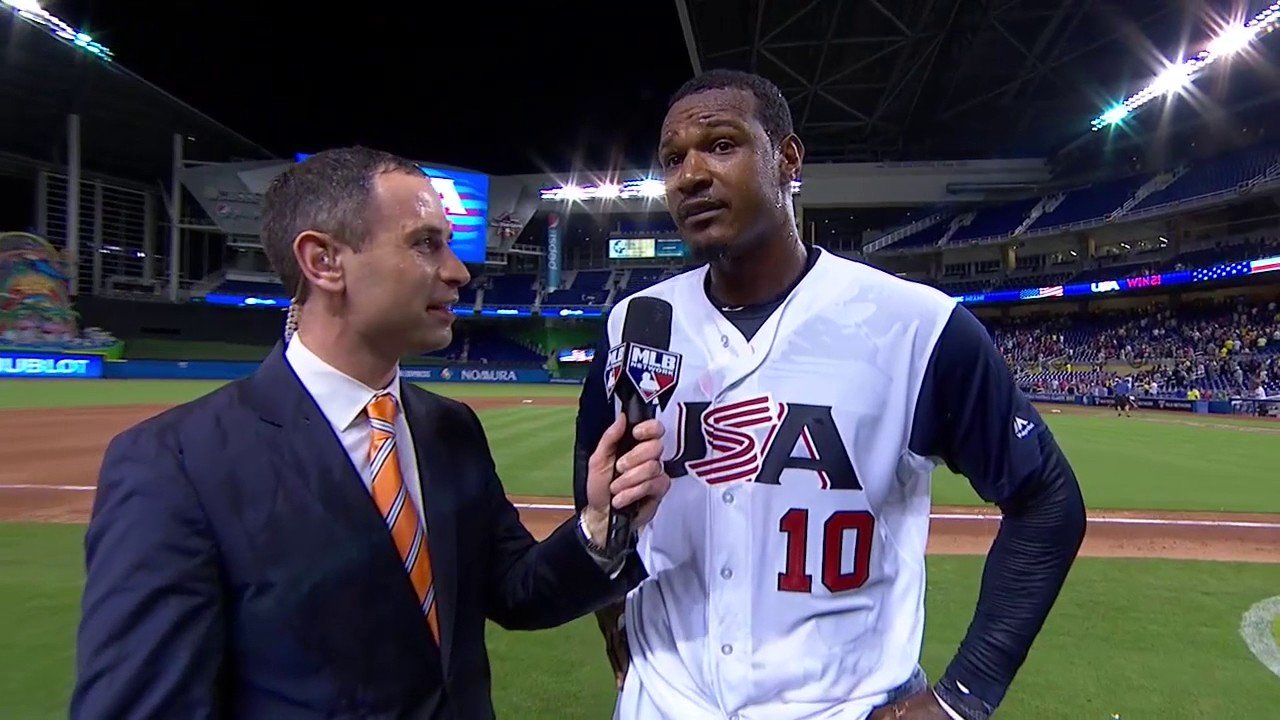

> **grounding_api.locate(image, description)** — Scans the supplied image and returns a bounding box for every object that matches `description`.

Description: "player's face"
[341,172,470,355]
[658,88,800,263]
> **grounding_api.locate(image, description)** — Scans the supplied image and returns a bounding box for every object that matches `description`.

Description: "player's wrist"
[930,687,968,720]
[933,678,994,720]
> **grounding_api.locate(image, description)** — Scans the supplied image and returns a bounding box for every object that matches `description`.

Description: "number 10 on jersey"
[777,508,876,594]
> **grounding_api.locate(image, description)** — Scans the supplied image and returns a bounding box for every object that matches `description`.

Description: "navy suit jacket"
[71,344,644,719]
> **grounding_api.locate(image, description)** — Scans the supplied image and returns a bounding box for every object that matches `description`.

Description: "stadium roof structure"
[674,0,1280,165]
[0,4,273,184]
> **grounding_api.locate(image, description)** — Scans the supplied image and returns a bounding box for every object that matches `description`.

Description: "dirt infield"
[1,399,1276,564]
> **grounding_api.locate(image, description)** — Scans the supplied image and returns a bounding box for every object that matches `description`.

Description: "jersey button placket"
[719,491,736,581]
[712,482,751,711]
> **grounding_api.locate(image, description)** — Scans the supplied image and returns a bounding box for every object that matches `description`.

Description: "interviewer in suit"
[71,147,670,720]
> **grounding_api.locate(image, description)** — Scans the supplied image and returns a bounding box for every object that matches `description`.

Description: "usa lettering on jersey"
[665,395,862,491]
[662,395,874,597]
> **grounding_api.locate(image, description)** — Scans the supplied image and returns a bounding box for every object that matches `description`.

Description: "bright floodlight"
[538,176,801,201]
[637,179,665,198]
[1152,64,1193,94]
[1090,11,1277,130]
[1208,25,1255,56]
[3,0,45,13]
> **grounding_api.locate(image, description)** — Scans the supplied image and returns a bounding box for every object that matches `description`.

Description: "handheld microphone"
[603,296,681,556]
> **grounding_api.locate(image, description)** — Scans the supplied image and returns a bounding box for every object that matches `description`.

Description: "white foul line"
[515,503,576,511]
[0,484,97,491]
[2,489,1279,530]
[930,512,1280,529]
[1239,596,1280,680]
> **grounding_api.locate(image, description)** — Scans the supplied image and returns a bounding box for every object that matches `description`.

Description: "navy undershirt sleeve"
[909,305,1086,717]
[573,328,616,514]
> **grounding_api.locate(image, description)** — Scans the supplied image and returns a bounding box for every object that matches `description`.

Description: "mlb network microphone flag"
[608,342,681,408]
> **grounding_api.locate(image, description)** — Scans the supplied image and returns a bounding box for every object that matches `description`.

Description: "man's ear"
[293,231,344,294]
[777,133,804,187]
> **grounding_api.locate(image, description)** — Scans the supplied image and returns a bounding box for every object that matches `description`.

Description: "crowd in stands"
[998,297,1280,400]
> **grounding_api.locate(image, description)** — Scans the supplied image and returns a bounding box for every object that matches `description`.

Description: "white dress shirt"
[285,335,428,527]
[285,334,622,578]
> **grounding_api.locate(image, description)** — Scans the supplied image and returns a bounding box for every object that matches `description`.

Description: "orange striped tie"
[366,393,439,642]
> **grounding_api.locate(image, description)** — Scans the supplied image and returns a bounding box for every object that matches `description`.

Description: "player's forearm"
[937,434,1086,718]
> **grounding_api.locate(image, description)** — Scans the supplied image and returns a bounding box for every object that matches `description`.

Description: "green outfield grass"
[1,379,1278,716]
[0,523,1274,720]
[0,379,576,409]
[3,379,1278,512]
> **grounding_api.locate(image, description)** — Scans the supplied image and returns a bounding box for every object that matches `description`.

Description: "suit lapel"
[399,383,459,675]
[246,346,441,667]
[248,344,387,536]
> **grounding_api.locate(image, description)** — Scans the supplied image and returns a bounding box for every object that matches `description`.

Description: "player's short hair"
[668,69,794,145]
[260,146,422,299]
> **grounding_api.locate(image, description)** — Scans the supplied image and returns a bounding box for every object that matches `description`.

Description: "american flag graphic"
[1019,286,1063,300]
[1191,262,1251,282]
[422,168,488,248]
[1250,256,1280,274]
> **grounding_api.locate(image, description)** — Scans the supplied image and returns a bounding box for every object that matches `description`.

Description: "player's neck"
[707,230,807,307]
[294,309,399,391]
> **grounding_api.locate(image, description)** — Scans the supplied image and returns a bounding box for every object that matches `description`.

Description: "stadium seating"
[868,139,1280,251]
[484,273,538,306]
[949,198,1042,244]
[421,324,544,366]
[989,299,1280,399]
[542,269,612,306]
[1129,142,1280,213]
[1024,174,1148,231]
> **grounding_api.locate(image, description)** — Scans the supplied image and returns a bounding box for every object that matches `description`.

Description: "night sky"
[52,1,696,175]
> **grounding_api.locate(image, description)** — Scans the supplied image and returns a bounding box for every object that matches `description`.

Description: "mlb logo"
[603,344,626,398]
[624,343,681,405]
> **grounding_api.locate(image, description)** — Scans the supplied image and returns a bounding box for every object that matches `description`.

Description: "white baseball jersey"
[607,248,958,720]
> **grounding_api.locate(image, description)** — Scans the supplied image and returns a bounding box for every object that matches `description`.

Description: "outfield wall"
[1027,391,1275,415]
[0,352,582,385]
[0,353,1264,401]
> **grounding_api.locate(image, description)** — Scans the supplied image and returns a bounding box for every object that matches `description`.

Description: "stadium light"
[1208,24,1255,56]
[541,178,802,201]
[2,0,114,61]
[1090,3,1280,131]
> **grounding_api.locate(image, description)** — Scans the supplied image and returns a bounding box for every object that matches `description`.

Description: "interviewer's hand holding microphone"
[578,398,669,696]
[579,412,669,549]
[582,296,681,552]
[584,297,683,691]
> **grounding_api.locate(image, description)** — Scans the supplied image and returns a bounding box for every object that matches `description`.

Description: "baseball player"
[1112,377,1135,417]
[572,69,1087,720]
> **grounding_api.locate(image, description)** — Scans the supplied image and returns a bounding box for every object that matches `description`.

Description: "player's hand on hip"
[868,688,956,720]
[582,413,670,542]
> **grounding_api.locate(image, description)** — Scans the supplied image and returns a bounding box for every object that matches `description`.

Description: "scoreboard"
[608,237,686,259]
